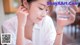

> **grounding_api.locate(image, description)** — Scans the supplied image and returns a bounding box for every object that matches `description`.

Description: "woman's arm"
[54,9,75,45]
[16,6,28,45]
[54,26,64,45]
[16,25,25,45]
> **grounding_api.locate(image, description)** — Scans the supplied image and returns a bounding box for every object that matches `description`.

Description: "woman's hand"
[16,6,29,26]
[57,11,75,27]
[56,10,76,35]
[54,10,76,45]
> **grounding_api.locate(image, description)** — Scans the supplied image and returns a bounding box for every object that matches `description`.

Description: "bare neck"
[25,15,34,27]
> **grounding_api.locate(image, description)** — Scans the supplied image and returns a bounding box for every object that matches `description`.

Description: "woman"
[2,0,56,45]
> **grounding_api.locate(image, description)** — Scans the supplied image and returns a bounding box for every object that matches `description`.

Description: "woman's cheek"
[32,10,42,23]
[37,10,42,16]
[30,14,38,23]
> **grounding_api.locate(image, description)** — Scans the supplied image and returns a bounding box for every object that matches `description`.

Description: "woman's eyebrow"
[38,3,48,8]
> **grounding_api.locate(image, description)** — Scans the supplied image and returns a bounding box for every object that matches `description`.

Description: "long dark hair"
[21,0,36,6]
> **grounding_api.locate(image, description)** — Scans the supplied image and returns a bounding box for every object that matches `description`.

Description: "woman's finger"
[18,6,23,10]
[21,8,27,11]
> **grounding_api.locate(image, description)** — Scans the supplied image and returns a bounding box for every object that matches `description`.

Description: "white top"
[2,15,56,45]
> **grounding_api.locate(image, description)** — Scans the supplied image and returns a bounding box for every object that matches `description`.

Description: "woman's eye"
[39,7,43,10]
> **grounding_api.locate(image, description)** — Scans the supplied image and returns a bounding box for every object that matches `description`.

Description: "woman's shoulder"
[2,16,18,28]
[43,15,54,24]
[39,15,55,28]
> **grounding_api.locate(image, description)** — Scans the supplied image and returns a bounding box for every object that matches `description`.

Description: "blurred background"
[0,0,18,35]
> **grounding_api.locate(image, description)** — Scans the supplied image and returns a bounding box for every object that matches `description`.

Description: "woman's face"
[28,0,49,23]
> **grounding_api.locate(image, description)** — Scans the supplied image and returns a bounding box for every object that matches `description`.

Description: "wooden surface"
[3,0,17,13]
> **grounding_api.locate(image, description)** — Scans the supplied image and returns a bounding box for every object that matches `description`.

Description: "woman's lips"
[37,17,43,20]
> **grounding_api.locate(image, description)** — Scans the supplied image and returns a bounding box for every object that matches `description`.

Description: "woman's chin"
[34,20,42,24]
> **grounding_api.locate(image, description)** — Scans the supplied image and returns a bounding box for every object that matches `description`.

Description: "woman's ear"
[23,0,29,9]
